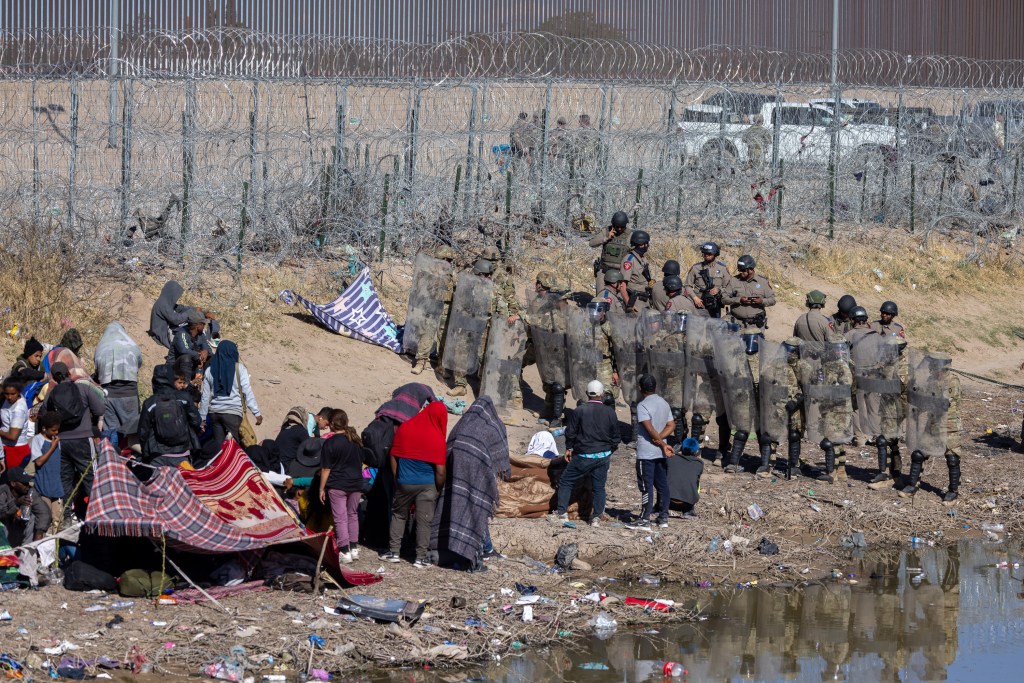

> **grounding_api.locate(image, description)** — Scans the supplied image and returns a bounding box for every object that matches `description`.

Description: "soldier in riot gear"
[654,275,697,313]
[589,211,631,294]
[802,339,855,483]
[639,310,688,449]
[596,268,629,316]
[686,241,730,317]
[713,326,759,474]
[650,260,681,311]
[568,300,618,405]
[442,259,497,397]
[829,294,858,336]
[899,352,961,502]
[793,290,835,343]
[621,230,654,312]
[405,248,457,376]
[683,316,733,462]
[759,337,806,477]
[525,273,570,428]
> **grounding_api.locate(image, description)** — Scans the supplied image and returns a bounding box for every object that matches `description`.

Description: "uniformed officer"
[412,246,457,376]
[686,242,731,317]
[844,306,879,443]
[621,230,654,312]
[595,268,629,316]
[870,301,907,343]
[899,358,961,502]
[479,245,522,322]
[650,260,680,312]
[722,255,776,333]
[585,299,619,402]
[793,290,835,342]
[656,275,697,313]
[589,211,631,294]
[829,294,858,336]
[814,339,855,483]
[524,271,570,428]
[760,337,806,477]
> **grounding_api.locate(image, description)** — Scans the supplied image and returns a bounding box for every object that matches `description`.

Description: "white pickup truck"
[674,102,897,166]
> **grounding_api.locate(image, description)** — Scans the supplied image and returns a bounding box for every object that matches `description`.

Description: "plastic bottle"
[663,662,687,677]
[707,536,720,553]
[638,574,660,586]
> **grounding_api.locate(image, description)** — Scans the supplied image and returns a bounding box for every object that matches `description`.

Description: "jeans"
[328,489,362,550]
[635,458,670,521]
[209,413,243,450]
[60,438,95,516]
[390,483,438,561]
[556,455,611,520]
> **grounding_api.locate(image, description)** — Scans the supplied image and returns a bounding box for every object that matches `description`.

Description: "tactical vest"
[600,231,629,272]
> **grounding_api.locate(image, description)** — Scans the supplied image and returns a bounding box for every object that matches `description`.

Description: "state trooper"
[595,268,629,316]
[793,290,835,343]
[829,294,858,336]
[870,301,908,343]
[650,260,680,311]
[686,241,731,318]
[723,254,775,380]
[621,230,654,312]
[589,211,631,294]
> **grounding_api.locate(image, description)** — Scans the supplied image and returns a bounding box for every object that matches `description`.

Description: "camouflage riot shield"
[711,327,758,434]
[638,310,687,409]
[683,315,728,417]
[607,311,640,406]
[851,333,904,438]
[905,350,950,459]
[402,253,453,357]
[441,272,494,377]
[758,340,796,444]
[567,304,605,403]
[801,341,854,445]
[526,292,569,389]
[479,315,528,414]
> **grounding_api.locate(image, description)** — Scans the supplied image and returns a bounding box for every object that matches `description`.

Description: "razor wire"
[0,30,1021,286]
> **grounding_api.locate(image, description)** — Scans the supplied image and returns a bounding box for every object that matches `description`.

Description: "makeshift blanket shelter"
[280,268,401,352]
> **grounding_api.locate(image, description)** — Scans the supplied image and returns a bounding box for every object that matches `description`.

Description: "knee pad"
[734,430,749,441]
[911,449,927,464]
[787,430,802,444]
[819,438,833,450]
[692,413,706,430]
[875,435,887,449]
[550,382,564,395]
[945,452,960,468]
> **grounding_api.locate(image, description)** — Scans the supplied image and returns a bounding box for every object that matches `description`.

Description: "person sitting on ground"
[167,310,211,381]
[28,411,63,526]
[199,340,262,447]
[245,441,289,488]
[276,406,313,470]
[431,396,510,572]
[138,365,202,467]
[525,430,559,459]
[0,466,51,546]
[382,400,448,567]
[549,379,619,527]
[93,321,143,449]
[10,338,46,382]
[57,328,83,356]
[1,378,31,472]
[318,409,366,564]
[667,437,704,518]
[315,407,334,438]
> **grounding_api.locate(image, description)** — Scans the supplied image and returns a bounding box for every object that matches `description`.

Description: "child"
[318,410,366,564]
[315,407,334,437]
[1,378,31,470]
[29,412,63,526]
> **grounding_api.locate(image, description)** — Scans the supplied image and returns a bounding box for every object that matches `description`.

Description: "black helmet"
[880,300,899,315]
[662,259,681,276]
[837,294,857,315]
[700,241,720,256]
[630,230,650,247]
[611,211,629,229]
[736,254,756,271]
[663,275,683,293]
[850,306,869,322]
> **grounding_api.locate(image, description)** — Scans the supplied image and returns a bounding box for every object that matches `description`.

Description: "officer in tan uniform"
[870,301,907,342]
[829,294,858,336]
[595,269,629,316]
[686,241,731,318]
[793,290,835,342]
[412,246,457,376]
[620,230,654,313]
[654,275,697,314]
[650,260,680,312]
[589,211,631,294]
[723,255,776,332]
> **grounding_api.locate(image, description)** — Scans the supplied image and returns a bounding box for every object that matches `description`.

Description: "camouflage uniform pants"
[418,304,451,363]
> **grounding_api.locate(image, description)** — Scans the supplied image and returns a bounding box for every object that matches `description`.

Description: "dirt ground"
[2,232,1024,677]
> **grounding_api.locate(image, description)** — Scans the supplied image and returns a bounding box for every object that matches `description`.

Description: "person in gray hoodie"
[198,340,262,448]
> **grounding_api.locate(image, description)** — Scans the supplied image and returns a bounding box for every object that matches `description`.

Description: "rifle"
[699,267,722,318]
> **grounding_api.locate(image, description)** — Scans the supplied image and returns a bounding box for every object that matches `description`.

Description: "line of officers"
[401,214,962,502]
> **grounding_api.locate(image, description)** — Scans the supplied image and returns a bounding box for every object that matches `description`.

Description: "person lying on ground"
[0,466,51,546]
[138,365,202,467]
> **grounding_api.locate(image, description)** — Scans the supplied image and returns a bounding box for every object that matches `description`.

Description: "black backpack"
[50,381,86,431]
[153,397,190,446]
[360,416,396,470]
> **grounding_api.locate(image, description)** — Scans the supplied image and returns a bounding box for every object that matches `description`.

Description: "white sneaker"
[349,547,360,560]
[338,551,353,564]
[590,519,600,528]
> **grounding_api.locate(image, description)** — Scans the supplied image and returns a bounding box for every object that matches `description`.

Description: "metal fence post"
[771,82,782,173]
[463,84,477,219]
[31,79,40,222]
[407,81,420,193]
[67,79,79,233]
[539,79,552,219]
[238,181,249,272]
[119,78,133,239]
[249,82,259,223]
[473,81,488,214]
[597,83,609,217]
[180,80,196,254]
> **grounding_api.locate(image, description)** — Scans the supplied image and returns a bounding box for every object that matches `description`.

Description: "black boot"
[901,450,926,494]
[889,438,903,484]
[943,452,961,502]
[690,413,706,448]
[548,383,565,429]
[817,439,835,483]
[756,439,772,474]
[725,431,748,473]
[672,408,687,447]
[787,435,801,480]
[629,405,638,445]
[870,436,890,484]
[716,413,732,462]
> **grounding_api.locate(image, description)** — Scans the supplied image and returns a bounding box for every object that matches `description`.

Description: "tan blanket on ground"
[495,463,592,519]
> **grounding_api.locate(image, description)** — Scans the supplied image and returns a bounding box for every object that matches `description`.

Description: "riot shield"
[851,333,904,437]
[526,292,569,388]
[607,311,640,406]
[905,350,950,459]
[567,305,604,403]
[683,315,728,416]
[758,340,795,444]
[801,341,854,445]
[479,315,528,414]
[711,327,758,434]
[402,253,453,357]
[638,310,687,409]
[441,272,494,377]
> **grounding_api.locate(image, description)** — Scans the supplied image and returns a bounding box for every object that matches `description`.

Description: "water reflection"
[366,540,1024,683]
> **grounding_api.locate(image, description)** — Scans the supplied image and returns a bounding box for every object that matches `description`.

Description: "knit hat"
[23,337,43,358]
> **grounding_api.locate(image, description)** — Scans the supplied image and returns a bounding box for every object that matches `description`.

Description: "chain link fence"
[1,31,1023,281]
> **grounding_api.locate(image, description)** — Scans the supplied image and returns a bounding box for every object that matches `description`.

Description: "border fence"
[1,29,1023,277]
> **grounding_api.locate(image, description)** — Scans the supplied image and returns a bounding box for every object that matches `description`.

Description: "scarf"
[526,430,559,458]
[283,406,307,429]
[430,396,510,563]
[94,322,142,385]
[148,280,185,349]
[375,383,435,424]
[389,400,447,465]
[209,340,239,398]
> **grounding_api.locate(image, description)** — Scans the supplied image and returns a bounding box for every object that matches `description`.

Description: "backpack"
[50,381,86,431]
[153,397,190,446]
[360,416,396,470]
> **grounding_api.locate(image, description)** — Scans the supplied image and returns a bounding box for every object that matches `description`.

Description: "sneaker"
[482,549,504,562]
[625,519,651,530]
[590,518,600,528]
[379,551,401,563]
[656,519,669,528]
[349,547,360,560]
[547,512,569,524]
[338,551,353,564]
[413,558,430,568]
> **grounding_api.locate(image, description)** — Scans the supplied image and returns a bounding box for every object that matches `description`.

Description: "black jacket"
[565,400,619,456]
[275,423,309,469]
[137,364,202,461]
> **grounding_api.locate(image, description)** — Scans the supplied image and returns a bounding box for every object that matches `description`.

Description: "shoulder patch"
[622,259,632,271]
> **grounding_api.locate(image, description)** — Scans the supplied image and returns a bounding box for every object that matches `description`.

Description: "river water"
[368,539,1024,682]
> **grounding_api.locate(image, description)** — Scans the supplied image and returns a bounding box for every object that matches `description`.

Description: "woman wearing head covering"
[198,340,262,449]
[382,400,448,567]
[148,281,190,349]
[430,396,510,571]
[275,406,312,469]
[93,321,143,448]
[58,328,83,356]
